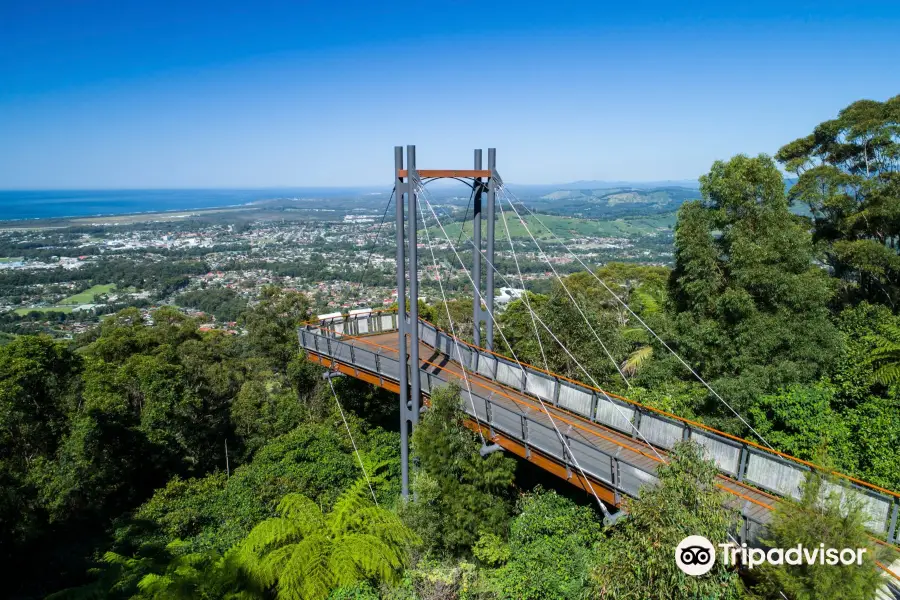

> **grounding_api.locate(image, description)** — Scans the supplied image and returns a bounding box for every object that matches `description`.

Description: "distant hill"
[514,186,701,219]
[559,179,700,189]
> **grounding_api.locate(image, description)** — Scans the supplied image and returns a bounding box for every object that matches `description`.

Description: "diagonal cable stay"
[423,190,667,465]
[412,173,486,444]
[499,186,775,452]
[418,181,638,514]
[499,190,631,389]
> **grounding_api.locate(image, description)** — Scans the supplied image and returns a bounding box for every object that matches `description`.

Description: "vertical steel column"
[472,149,483,346]
[485,148,497,349]
[394,146,410,498]
[407,145,421,428]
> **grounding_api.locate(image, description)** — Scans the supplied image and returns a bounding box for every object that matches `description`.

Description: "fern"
[236,477,419,600]
[622,345,653,376]
[866,324,900,384]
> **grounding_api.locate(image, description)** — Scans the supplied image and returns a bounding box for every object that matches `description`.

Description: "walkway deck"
[309,330,775,533]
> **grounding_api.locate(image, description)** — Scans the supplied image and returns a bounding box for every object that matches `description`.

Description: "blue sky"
[1,1,898,189]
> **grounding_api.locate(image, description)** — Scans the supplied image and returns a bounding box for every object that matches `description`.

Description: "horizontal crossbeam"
[398,169,491,178]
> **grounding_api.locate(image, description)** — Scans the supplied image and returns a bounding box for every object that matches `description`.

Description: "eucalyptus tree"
[669,154,841,431]
[776,95,900,308]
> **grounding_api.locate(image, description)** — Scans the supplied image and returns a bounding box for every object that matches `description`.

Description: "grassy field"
[426,213,674,242]
[60,284,116,305]
[14,306,74,315]
[0,257,24,263]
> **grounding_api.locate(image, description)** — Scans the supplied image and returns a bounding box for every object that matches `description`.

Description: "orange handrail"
[302,312,900,499]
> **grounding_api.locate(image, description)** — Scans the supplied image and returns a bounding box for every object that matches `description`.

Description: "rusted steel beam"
[398,169,491,178]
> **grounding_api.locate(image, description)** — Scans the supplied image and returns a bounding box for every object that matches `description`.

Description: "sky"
[0,0,898,189]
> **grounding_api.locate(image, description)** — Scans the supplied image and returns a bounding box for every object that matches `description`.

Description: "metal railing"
[298,309,900,545]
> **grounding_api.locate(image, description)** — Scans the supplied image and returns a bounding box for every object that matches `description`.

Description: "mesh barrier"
[490,403,523,437]
[357,318,370,334]
[379,355,400,380]
[476,352,497,379]
[618,461,659,496]
[456,345,473,370]
[524,371,556,402]
[354,347,378,372]
[381,314,394,331]
[820,481,892,534]
[595,397,635,432]
[745,452,806,499]
[496,360,524,390]
[557,383,593,417]
[526,420,563,457]
[691,431,741,476]
[423,325,438,347]
[566,437,614,483]
[462,391,489,423]
[639,414,684,450]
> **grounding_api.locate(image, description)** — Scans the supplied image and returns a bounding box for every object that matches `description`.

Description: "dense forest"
[1,96,899,599]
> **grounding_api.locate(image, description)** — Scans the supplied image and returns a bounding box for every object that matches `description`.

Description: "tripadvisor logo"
[675,535,869,576]
[676,535,716,576]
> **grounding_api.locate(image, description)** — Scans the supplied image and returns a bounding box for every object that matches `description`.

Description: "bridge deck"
[325,331,776,526]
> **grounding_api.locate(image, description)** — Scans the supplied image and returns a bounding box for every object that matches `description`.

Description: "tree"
[489,489,602,600]
[669,154,841,432]
[241,286,311,371]
[746,384,854,471]
[776,95,900,308]
[751,471,887,599]
[591,441,744,599]
[404,383,517,555]
[238,480,418,600]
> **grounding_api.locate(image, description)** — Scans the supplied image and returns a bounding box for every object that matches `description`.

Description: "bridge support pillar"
[394,146,411,498]
[407,145,421,432]
[485,148,497,350]
[473,149,483,347]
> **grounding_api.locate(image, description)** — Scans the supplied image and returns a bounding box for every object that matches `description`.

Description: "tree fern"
[135,541,261,599]
[236,478,419,600]
[867,323,900,384]
[622,345,653,376]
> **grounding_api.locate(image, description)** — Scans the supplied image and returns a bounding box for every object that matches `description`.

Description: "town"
[0,190,677,340]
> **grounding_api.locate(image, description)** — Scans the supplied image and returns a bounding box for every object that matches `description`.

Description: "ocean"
[0,188,373,222]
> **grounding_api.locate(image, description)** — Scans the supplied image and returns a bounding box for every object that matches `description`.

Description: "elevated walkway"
[298,309,900,580]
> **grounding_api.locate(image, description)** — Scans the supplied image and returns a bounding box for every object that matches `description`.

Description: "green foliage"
[240,285,311,371]
[176,286,248,322]
[751,472,887,599]
[133,422,376,553]
[591,442,744,599]
[327,582,380,599]
[776,94,900,307]
[489,489,602,600]
[135,540,261,600]
[472,532,510,567]
[867,321,900,384]
[669,154,841,433]
[238,479,418,600]
[404,383,516,556]
[747,384,853,470]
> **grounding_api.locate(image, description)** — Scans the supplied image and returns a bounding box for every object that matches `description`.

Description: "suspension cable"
[424,192,666,464]
[497,199,549,371]
[456,184,476,250]
[411,174,486,444]
[326,376,379,505]
[353,187,395,298]
[503,188,776,452]
[499,188,631,389]
[417,183,615,514]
